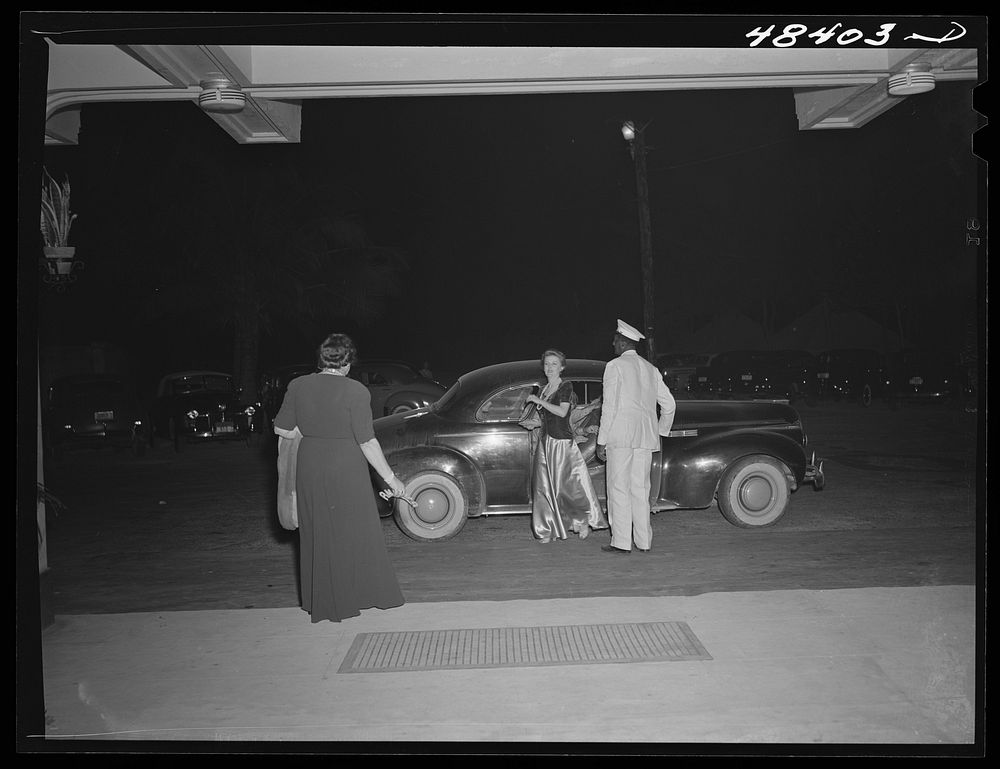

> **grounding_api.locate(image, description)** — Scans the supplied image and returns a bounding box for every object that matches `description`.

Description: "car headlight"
[243,405,256,416]
[186,410,200,419]
[133,419,143,427]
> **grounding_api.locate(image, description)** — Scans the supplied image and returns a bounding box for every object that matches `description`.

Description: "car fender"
[383,445,487,516]
[658,430,808,509]
[383,388,442,414]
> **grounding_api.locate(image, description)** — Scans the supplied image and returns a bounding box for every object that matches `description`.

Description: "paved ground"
[23,400,984,753]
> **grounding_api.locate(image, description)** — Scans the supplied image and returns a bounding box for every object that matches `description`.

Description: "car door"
[466,383,537,511]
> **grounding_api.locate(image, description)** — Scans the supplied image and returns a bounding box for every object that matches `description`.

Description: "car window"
[476,384,537,422]
[572,380,602,406]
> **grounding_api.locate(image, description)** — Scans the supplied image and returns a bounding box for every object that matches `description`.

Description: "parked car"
[883,350,968,408]
[260,363,317,421]
[351,359,448,417]
[149,370,263,451]
[656,352,716,397]
[43,375,148,458]
[815,348,886,407]
[371,359,825,541]
[689,350,819,404]
[260,359,448,421]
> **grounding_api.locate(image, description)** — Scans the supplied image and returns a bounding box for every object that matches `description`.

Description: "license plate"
[909,376,923,385]
[94,410,114,420]
[817,372,830,379]
[741,374,753,381]
[698,376,707,382]
[214,422,235,434]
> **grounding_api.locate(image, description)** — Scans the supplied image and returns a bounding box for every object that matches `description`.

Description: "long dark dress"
[530,380,609,542]
[274,372,404,622]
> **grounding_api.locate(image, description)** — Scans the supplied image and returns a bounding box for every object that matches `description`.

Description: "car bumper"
[803,450,825,490]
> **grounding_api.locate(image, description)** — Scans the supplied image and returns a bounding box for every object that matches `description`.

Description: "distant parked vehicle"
[260,363,316,421]
[350,359,448,417]
[149,371,263,451]
[43,375,148,458]
[815,348,886,407]
[690,350,819,405]
[656,352,716,397]
[883,350,968,408]
[260,359,447,420]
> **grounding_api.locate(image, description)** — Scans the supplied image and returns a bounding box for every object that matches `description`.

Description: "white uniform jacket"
[597,349,676,450]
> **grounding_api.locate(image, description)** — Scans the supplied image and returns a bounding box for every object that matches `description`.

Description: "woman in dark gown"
[525,349,609,543]
[273,333,406,623]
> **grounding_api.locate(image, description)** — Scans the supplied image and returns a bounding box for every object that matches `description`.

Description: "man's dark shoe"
[601,544,631,554]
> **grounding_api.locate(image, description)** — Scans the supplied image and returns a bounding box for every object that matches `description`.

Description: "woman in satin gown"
[525,349,609,542]
[273,333,407,623]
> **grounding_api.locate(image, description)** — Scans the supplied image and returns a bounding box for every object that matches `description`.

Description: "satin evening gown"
[530,380,609,542]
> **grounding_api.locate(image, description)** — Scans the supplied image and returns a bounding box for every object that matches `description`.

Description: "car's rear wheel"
[393,470,468,541]
[859,383,873,407]
[717,455,790,528]
[388,403,415,416]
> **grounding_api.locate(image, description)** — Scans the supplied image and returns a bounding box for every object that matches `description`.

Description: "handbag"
[276,429,302,530]
[517,403,542,431]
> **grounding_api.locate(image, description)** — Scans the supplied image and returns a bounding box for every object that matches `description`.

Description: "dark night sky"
[28,33,983,393]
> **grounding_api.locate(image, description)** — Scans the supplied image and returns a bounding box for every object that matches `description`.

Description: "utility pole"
[623,120,656,363]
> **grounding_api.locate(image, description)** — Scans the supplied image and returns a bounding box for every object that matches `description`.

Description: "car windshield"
[171,374,233,395]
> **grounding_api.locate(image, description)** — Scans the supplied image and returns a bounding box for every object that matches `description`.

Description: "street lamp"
[621,120,656,362]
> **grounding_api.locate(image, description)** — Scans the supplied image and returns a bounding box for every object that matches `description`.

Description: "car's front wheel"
[387,402,415,416]
[393,470,468,541]
[717,455,791,528]
[859,383,873,407]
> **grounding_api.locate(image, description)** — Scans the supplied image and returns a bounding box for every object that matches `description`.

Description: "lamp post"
[621,120,656,363]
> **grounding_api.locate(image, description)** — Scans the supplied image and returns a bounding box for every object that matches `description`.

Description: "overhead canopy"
[43,43,978,146]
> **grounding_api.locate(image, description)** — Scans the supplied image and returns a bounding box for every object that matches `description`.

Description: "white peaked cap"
[616,319,645,341]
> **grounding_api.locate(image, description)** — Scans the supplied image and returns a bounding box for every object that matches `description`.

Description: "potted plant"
[40,167,78,275]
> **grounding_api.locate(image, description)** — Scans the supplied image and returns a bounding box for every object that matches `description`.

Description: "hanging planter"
[42,245,77,275]
[40,167,81,283]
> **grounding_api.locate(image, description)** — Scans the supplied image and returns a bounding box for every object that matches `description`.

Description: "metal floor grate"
[338,621,711,672]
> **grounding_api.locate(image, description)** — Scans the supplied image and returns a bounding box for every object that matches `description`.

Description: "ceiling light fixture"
[887,62,936,96]
[198,78,246,113]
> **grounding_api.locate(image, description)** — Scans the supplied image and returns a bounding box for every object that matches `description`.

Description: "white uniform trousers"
[606,446,653,551]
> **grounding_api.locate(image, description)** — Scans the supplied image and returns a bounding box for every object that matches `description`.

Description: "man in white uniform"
[596,319,676,553]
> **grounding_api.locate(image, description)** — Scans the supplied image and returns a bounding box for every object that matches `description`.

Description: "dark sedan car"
[262,359,447,421]
[372,359,825,541]
[149,370,263,451]
[656,352,716,397]
[883,350,969,408]
[815,348,886,407]
[690,350,819,405]
[43,375,148,458]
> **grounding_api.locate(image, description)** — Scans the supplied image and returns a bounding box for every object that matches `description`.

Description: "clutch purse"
[517,404,542,431]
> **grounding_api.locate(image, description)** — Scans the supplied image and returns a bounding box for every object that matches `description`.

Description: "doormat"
[338,621,711,673]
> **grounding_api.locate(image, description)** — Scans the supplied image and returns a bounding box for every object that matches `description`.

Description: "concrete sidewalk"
[37,585,977,747]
